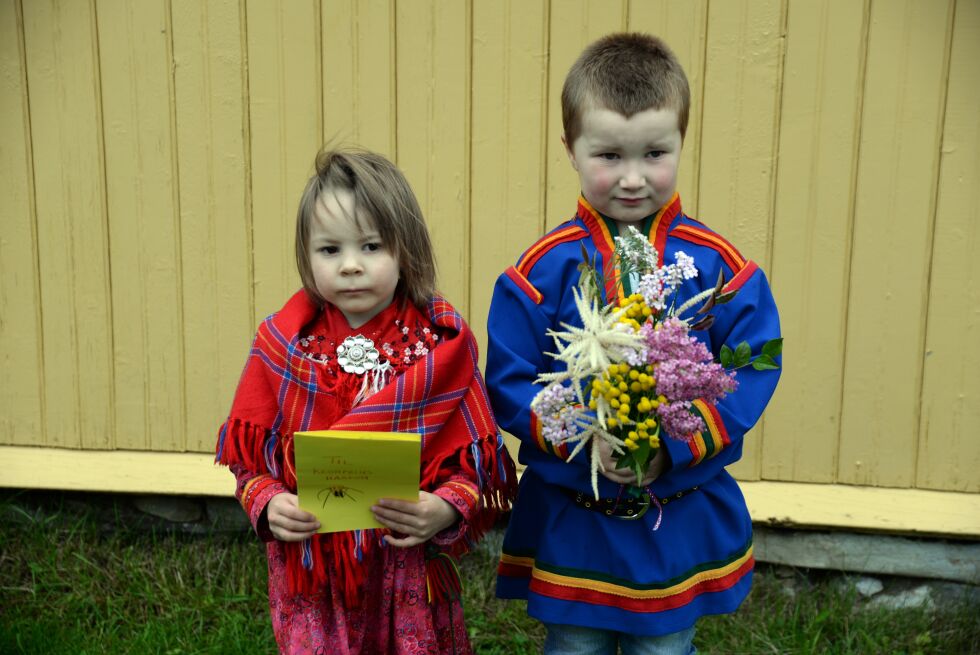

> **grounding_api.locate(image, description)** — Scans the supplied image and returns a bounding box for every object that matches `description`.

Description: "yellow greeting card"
[293,430,421,534]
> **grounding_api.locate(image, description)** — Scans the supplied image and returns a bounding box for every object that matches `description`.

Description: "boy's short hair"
[295,148,437,309]
[562,33,690,145]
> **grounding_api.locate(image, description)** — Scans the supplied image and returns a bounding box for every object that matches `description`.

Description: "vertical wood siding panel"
[917,0,980,493]
[545,0,627,231]
[763,0,866,482]
[0,0,44,446]
[698,0,783,481]
[838,0,953,487]
[627,0,708,214]
[322,0,395,158]
[23,0,113,449]
[173,0,252,453]
[395,0,469,313]
[97,0,183,451]
[470,0,549,366]
[247,0,320,324]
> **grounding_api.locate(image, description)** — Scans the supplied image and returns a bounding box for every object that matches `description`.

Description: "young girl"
[215,148,516,654]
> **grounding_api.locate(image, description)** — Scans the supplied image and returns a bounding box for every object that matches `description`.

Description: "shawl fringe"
[215,291,517,607]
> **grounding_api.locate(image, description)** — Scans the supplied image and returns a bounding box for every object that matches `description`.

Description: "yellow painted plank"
[740,480,980,539]
[172,0,253,452]
[3,446,979,537]
[246,0,321,324]
[917,0,980,493]
[470,0,549,362]
[321,0,395,158]
[395,0,470,313]
[763,0,867,483]
[0,446,234,496]
[545,0,627,231]
[697,0,784,481]
[627,0,708,213]
[22,0,112,449]
[838,0,954,487]
[470,0,550,462]
[97,0,183,451]
[0,0,43,446]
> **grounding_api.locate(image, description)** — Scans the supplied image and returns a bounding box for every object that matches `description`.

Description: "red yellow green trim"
[686,400,730,467]
[671,224,747,274]
[530,412,570,459]
[498,553,535,578]
[576,194,681,303]
[528,552,753,612]
[500,543,754,612]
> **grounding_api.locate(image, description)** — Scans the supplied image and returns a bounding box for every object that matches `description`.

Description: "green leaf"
[751,355,780,370]
[690,314,715,331]
[762,337,783,358]
[720,344,734,368]
[714,290,738,305]
[734,341,752,368]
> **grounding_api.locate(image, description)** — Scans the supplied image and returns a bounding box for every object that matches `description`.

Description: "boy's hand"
[597,437,637,485]
[372,491,459,548]
[640,447,667,487]
[597,438,668,487]
[266,493,320,541]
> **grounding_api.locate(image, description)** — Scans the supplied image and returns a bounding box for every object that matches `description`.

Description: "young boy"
[486,33,782,654]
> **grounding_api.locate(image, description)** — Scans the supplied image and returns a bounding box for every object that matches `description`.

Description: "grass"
[1,491,977,654]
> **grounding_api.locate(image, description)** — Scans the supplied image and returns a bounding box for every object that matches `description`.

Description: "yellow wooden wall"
[2,0,979,519]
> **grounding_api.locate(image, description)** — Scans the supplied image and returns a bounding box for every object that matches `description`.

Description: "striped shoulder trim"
[516,225,588,278]
[504,266,543,304]
[671,224,747,274]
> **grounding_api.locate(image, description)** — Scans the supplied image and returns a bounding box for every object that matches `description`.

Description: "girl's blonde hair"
[295,148,437,309]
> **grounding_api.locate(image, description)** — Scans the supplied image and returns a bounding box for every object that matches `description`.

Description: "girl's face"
[308,188,400,328]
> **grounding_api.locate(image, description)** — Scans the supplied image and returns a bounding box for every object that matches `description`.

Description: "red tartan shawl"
[215,290,516,603]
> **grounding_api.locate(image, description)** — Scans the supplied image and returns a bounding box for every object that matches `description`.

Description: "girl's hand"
[597,437,636,485]
[371,491,459,548]
[266,493,320,541]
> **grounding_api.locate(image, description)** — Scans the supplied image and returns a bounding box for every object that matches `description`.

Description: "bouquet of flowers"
[531,227,781,499]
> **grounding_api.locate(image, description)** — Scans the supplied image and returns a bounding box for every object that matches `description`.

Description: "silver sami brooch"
[336,335,381,374]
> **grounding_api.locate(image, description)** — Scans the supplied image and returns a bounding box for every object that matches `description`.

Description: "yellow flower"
[607,417,618,428]
[609,398,620,409]
[618,381,628,393]
[629,370,639,380]
[618,362,629,374]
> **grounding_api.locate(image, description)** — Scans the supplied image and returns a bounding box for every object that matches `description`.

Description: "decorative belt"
[566,486,699,521]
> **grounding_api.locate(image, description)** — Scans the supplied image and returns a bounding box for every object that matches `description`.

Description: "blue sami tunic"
[488,194,781,636]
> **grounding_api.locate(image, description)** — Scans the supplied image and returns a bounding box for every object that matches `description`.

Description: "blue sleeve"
[658,263,782,491]
[486,268,614,494]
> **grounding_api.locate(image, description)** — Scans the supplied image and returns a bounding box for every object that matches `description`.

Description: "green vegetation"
[1,493,976,654]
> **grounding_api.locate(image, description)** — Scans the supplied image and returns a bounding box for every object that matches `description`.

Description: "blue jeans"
[543,623,696,655]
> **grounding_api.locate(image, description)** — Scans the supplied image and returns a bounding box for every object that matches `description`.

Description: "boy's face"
[563,105,682,229]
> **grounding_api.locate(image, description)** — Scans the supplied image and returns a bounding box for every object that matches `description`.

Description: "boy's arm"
[657,265,782,489]
[486,268,609,493]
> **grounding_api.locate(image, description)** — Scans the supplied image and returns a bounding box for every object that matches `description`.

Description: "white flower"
[336,335,380,374]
